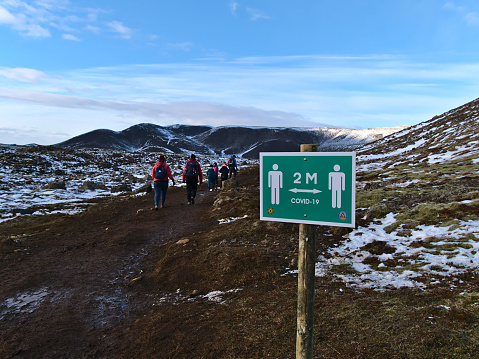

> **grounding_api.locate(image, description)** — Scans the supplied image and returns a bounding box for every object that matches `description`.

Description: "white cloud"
[0,5,16,23]
[464,11,479,26]
[167,41,193,52]
[2,55,479,144]
[85,24,100,33]
[107,20,132,39]
[443,2,479,26]
[62,33,80,41]
[0,3,51,37]
[22,23,51,37]
[246,7,270,21]
[0,1,135,40]
[0,67,48,83]
[0,88,310,128]
[229,1,238,15]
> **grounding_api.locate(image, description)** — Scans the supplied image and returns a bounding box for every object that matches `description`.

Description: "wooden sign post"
[296,144,317,359]
[259,146,356,358]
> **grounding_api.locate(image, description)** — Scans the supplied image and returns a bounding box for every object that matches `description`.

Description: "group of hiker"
[151,153,238,209]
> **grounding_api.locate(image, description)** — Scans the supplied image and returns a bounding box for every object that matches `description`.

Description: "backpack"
[207,168,215,179]
[154,164,166,180]
[185,160,198,178]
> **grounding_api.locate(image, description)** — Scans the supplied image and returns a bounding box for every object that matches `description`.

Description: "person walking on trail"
[219,162,229,188]
[228,155,238,178]
[152,154,175,210]
[182,154,203,205]
[213,162,219,189]
[206,164,216,192]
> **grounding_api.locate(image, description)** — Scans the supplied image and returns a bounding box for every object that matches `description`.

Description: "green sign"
[260,152,356,227]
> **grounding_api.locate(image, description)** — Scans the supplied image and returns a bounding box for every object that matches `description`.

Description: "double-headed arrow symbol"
[289,188,322,194]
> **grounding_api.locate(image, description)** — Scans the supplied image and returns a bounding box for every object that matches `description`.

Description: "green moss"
[330,264,358,275]
[397,229,412,237]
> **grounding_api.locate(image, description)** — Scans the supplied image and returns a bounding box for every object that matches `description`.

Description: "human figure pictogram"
[268,164,283,204]
[329,164,345,208]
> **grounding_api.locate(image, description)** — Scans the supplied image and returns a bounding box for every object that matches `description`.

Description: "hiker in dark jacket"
[182,154,203,205]
[206,164,216,191]
[213,162,219,189]
[151,154,175,209]
[219,162,229,188]
[228,155,238,178]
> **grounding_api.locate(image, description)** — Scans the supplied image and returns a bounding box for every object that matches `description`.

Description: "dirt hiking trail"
[0,181,229,358]
[3,166,475,359]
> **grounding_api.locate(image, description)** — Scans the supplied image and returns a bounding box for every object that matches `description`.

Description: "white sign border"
[260,151,356,228]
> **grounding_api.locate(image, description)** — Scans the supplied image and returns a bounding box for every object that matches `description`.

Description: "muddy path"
[0,183,218,358]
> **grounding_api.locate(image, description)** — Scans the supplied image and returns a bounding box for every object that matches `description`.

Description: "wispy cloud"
[85,24,100,33]
[62,33,80,41]
[0,0,56,37]
[0,89,311,128]
[0,5,16,24]
[443,2,479,26]
[229,1,238,15]
[0,1,134,40]
[246,7,270,21]
[167,41,194,52]
[107,20,132,39]
[1,55,478,144]
[0,67,48,83]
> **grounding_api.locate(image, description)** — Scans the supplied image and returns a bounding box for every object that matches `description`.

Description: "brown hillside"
[1,166,479,358]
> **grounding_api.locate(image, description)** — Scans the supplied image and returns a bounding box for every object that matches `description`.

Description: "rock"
[176,238,190,245]
[45,180,66,190]
[362,210,375,221]
[135,183,152,194]
[81,181,107,191]
[222,178,238,189]
[289,258,298,269]
[110,183,132,193]
[188,289,200,298]
[127,275,144,287]
[363,182,382,190]
[11,208,35,215]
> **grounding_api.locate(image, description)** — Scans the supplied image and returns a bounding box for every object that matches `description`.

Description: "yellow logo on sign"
[267,207,274,215]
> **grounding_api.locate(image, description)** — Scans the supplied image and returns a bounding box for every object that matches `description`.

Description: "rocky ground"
[1,165,479,358]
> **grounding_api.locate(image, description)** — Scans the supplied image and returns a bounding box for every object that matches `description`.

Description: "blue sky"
[1,1,479,145]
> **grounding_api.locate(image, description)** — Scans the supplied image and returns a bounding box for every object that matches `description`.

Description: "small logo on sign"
[267,207,275,215]
[339,211,347,220]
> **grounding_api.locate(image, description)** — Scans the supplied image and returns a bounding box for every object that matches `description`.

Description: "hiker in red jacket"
[182,154,203,205]
[152,154,175,209]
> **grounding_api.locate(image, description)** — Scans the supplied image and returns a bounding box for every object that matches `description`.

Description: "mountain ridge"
[55,123,408,158]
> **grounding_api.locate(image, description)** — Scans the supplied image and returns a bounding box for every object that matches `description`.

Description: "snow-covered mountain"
[55,124,407,158]
[56,123,214,154]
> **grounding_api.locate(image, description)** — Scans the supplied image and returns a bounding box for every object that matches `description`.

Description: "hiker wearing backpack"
[228,155,238,178]
[219,162,229,188]
[213,162,219,189]
[151,155,175,210]
[182,154,203,205]
[206,164,216,192]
